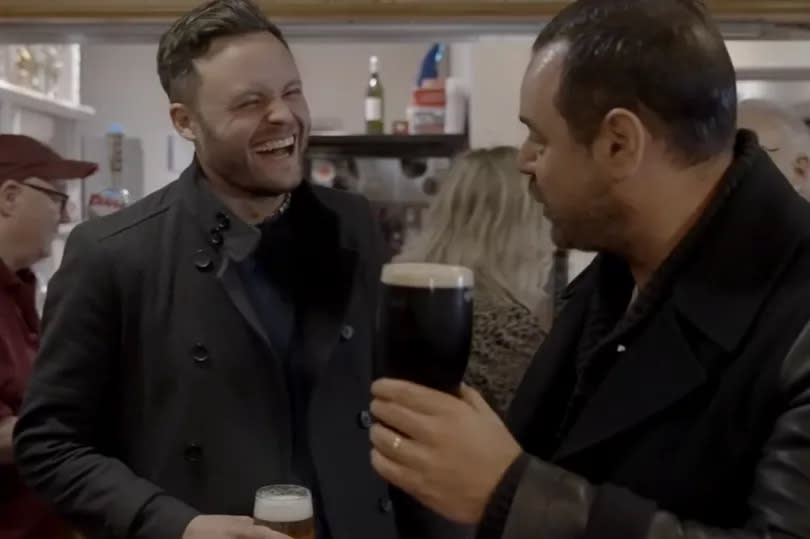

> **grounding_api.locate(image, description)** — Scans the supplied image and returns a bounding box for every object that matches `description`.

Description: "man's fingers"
[371,447,421,498]
[369,422,430,470]
[370,397,434,441]
[459,383,496,416]
[372,378,458,416]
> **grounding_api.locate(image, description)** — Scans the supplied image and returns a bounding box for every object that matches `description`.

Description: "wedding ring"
[392,434,402,451]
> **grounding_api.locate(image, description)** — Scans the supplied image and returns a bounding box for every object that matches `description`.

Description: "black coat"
[478,131,810,539]
[13,163,450,539]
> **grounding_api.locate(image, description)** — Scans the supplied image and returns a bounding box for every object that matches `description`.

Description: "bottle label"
[365,97,382,121]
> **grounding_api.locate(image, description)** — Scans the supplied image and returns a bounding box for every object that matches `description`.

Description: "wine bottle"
[365,55,384,134]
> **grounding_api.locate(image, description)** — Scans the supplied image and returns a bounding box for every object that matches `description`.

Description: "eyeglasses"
[21,182,69,212]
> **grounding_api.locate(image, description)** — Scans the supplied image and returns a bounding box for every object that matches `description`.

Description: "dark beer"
[379,263,474,393]
[253,485,315,539]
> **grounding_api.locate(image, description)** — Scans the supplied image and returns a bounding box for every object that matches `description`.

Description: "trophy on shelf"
[13,45,38,90]
[87,124,133,219]
[9,44,65,97]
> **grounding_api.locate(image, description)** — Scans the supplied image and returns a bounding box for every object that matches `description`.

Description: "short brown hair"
[157,0,289,103]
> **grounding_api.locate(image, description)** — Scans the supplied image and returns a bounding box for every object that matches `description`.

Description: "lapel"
[553,305,705,460]
[217,258,274,352]
[178,161,363,377]
[177,162,277,354]
[288,183,359,378]
[549,130,810,461]
[507,267,592,453]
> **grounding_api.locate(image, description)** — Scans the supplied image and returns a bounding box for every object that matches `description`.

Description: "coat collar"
[174,158,361,381]
[671,130,810,352]
[176,158,356,262]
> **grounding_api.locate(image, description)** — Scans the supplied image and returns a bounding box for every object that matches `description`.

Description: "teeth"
[257,136,295,152]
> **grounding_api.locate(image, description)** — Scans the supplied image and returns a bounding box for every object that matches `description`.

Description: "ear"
[591,108,646,180]
[170,103,196,142]
[794,153,809,180]
[0,180,21,217]
[793,154,810,196]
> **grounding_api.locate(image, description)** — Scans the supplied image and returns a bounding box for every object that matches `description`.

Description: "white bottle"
[444,77,467,134]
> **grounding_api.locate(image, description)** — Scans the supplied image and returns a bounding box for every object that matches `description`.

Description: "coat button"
[191,343,209,363]
[340,324,354,341]
[378,497,393,513]
[209,229,224,247]
[215,212,231,231]
[358,410,372,429]
[184,443,203,463]
[193,250,213,272]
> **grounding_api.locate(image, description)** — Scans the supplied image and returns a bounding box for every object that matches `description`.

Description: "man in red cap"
[0,134,97,539]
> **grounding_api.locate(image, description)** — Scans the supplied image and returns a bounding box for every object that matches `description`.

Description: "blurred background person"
[738,98,810,197]
[0,134,96,539]
[396,146,552,416]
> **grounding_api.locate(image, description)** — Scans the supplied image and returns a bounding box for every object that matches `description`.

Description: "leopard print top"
[464,294,547,417]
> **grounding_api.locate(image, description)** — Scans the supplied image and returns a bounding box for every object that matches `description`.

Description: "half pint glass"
[253,485,314,539]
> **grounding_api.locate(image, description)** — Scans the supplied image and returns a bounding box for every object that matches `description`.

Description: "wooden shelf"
[308,134,468,159]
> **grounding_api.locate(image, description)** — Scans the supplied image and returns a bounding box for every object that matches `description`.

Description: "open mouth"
[254,135,296,159]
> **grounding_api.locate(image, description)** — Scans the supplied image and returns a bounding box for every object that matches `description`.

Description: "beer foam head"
[254,485,313,523]
[381,263,474,289]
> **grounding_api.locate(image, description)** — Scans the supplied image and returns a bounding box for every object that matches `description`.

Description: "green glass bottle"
[365,55,384,134]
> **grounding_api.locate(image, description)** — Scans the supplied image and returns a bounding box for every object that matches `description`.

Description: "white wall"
[80,42,433,195]
[80,44,173,195]
[81,39,810,197]
[456,38,810,150]
[455,36,534,148]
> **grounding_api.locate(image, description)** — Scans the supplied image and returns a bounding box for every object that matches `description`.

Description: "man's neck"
[0,233,26,273]
[620,152,734,289]
[200,164,288,225]
[213,189,286,226]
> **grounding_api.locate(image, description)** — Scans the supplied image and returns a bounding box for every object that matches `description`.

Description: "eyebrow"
[284,79,303,90]
[231,79,302,100]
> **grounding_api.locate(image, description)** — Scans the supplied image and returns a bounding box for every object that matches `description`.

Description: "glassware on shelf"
[14,45,38,90]
[40,45,64,98]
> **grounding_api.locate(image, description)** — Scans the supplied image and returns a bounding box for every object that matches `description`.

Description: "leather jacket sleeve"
[477,321,810,539]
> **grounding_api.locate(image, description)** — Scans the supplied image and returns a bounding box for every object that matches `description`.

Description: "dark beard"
[195,115,303,198]
[226,178,296,198]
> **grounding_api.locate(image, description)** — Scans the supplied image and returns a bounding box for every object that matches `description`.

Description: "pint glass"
[379,262,474,393]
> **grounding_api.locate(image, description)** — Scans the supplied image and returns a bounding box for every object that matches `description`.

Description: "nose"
[59,202,70,224]
[265,98,295,125]
[518,139,536,175]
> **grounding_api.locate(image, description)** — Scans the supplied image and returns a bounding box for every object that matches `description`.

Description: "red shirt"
[0,259,67,539]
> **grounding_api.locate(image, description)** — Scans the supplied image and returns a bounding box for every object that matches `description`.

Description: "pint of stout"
[379,262,474,393]
[253,485,315,539]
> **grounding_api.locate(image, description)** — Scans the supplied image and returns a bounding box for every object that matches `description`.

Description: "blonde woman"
[397,146,552,416]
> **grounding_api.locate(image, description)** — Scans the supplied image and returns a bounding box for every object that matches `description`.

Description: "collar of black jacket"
[580,129,810,352]
[175,158,347,263]
[671,129,810,351]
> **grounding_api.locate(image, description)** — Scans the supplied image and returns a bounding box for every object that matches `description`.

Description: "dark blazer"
[478,132,810,539]
[13,163,438,539]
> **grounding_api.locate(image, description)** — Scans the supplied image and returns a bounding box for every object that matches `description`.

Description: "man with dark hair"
[369,1,810,538]
[13,1,459,538]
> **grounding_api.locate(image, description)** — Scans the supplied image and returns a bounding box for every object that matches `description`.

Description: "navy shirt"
[235,210,331,539]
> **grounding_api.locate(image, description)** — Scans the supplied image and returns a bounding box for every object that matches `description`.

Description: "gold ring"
[392,434,402,451]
